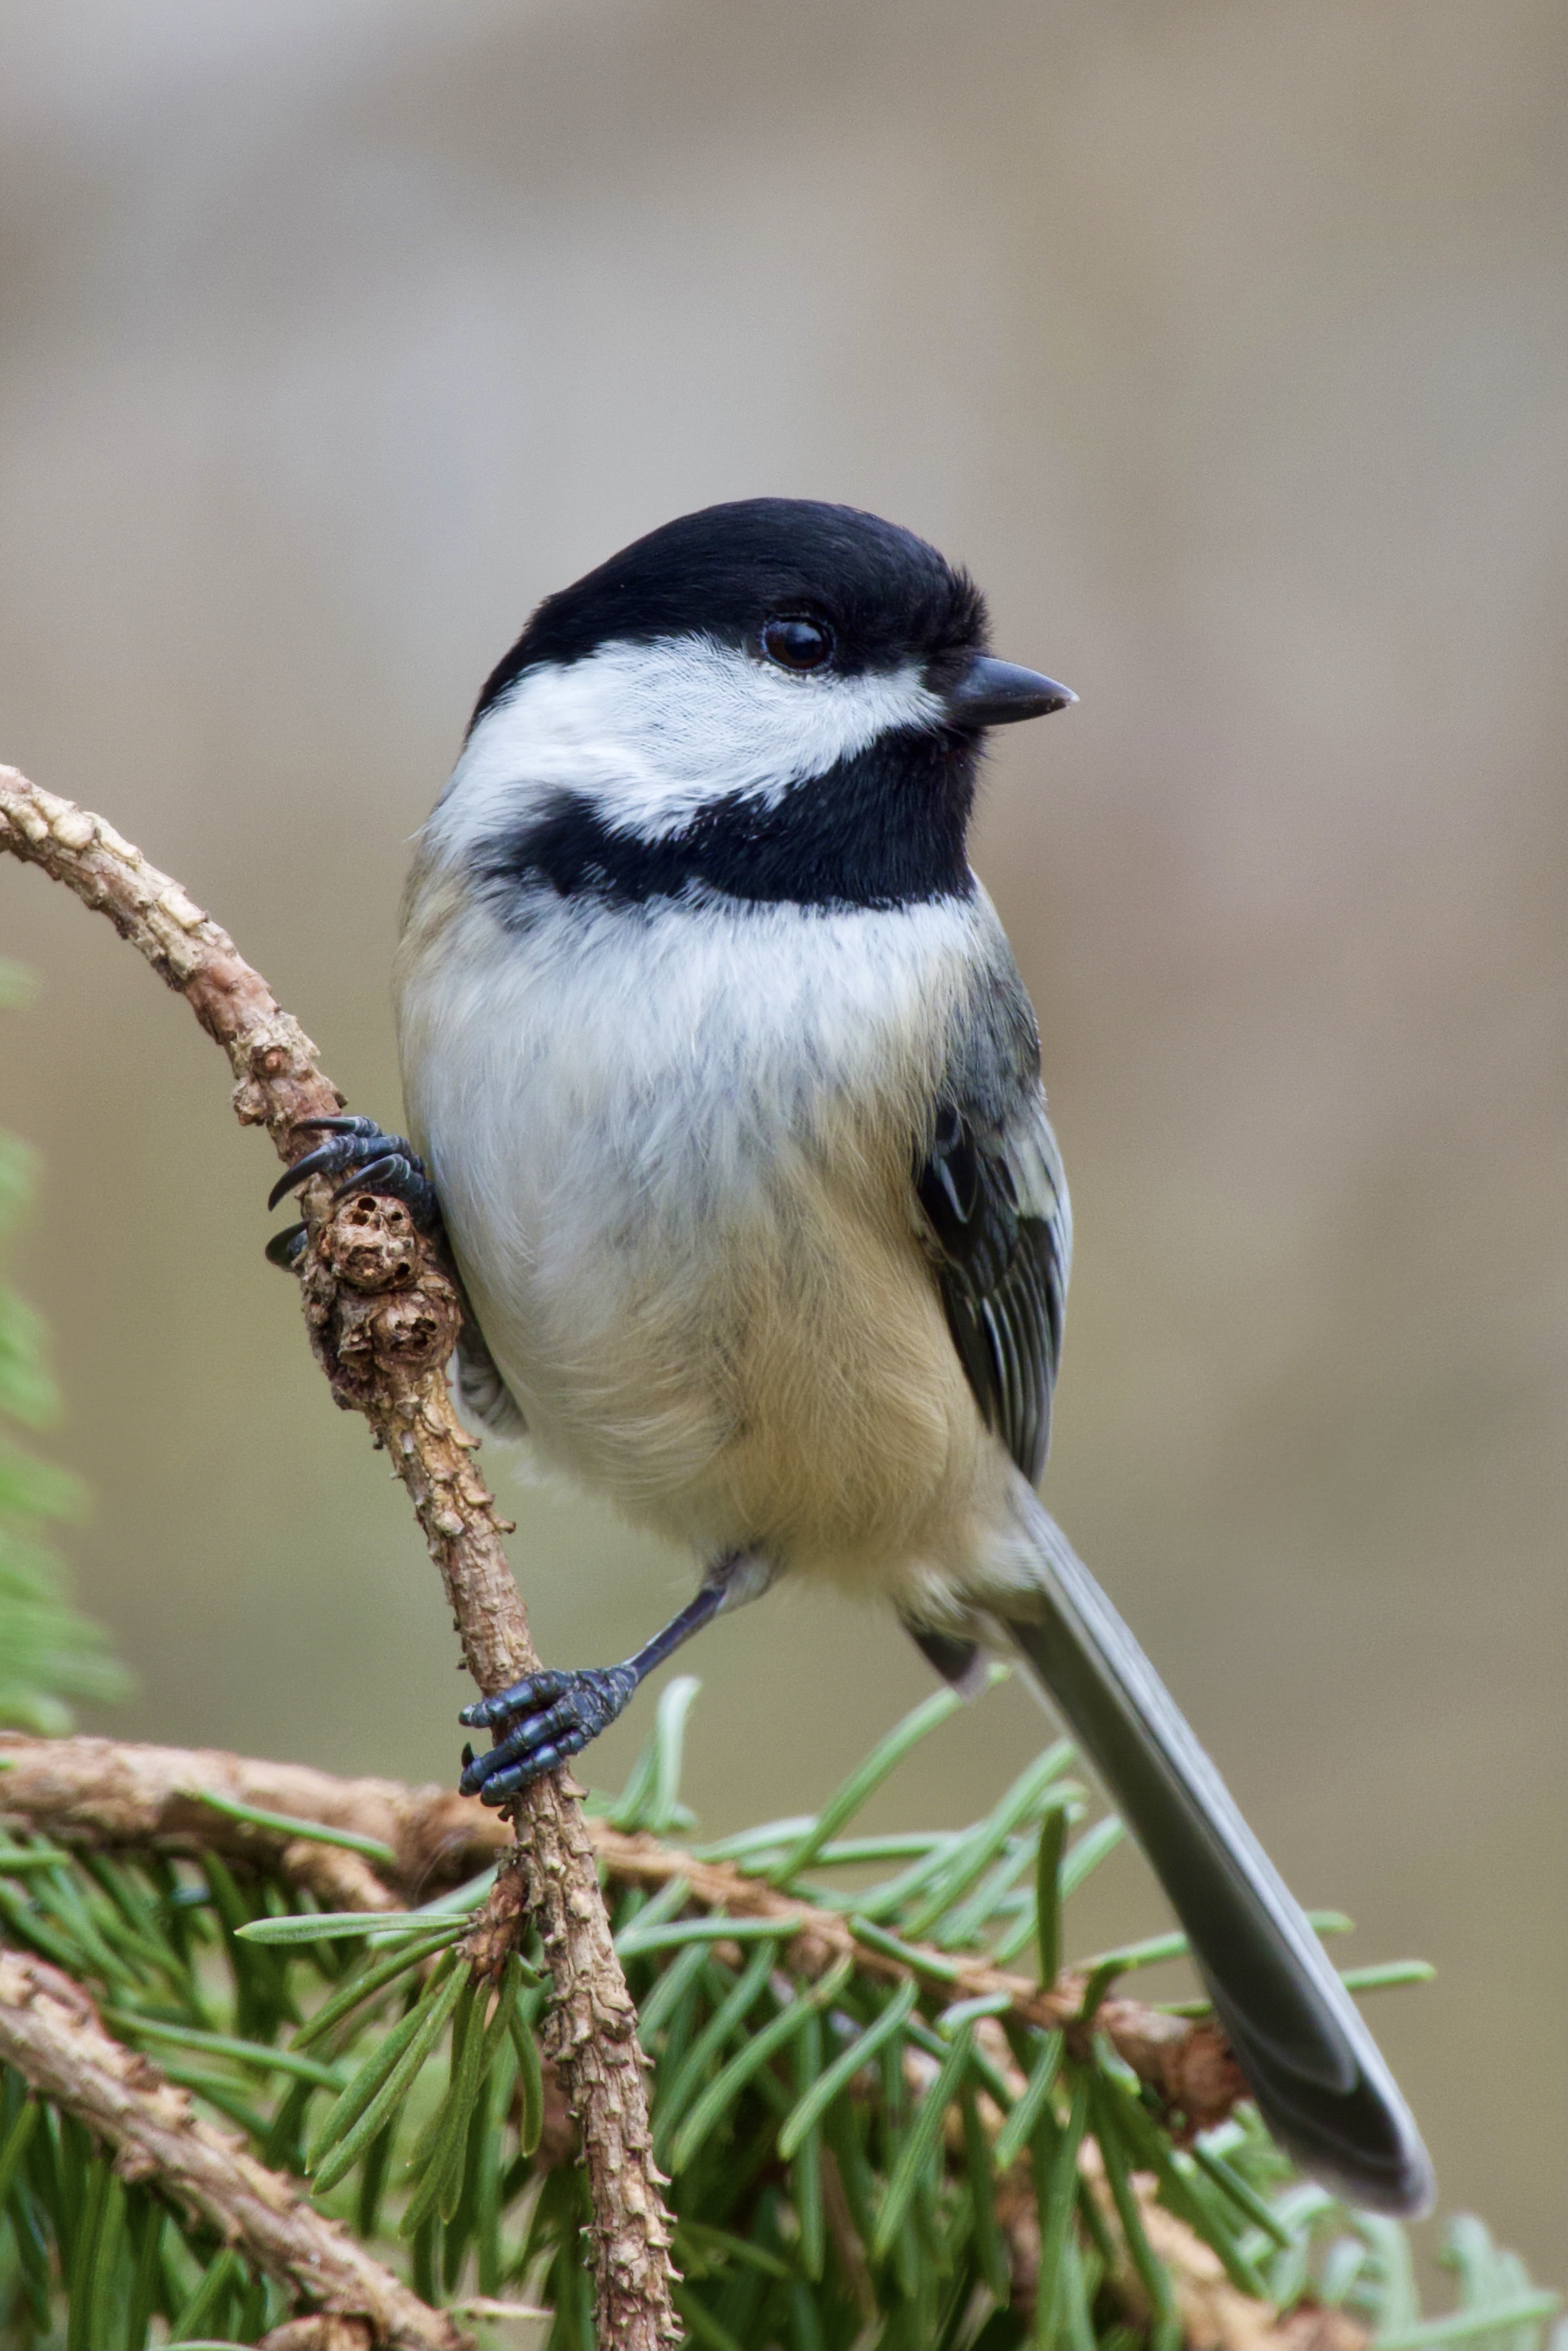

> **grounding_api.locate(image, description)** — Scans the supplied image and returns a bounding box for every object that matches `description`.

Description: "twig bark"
[0,769,679,2349]
[0,1733,509,1909]
[0,1948,465,2351]
[0,1732,1246,2134]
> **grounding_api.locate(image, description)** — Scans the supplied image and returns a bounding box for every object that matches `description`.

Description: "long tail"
[997,1486,1434,2215]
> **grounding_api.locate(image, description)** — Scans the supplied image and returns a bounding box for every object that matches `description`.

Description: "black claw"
[264,1220,309,1272]
[457,1665,639,1800]
[267,1114,442,1235]
[267,1148,333,1212]
[333,1154,407,1200]
[267,1117,379,1209]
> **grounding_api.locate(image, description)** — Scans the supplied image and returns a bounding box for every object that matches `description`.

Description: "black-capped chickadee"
[272,498,1433,2214]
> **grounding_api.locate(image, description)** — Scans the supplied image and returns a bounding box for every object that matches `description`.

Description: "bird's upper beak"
[945,654,1076,727]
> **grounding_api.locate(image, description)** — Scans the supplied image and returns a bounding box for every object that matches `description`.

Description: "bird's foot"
[267,1115,442,1247]
[264,1221,310,1271]
[458,1666,639,1804]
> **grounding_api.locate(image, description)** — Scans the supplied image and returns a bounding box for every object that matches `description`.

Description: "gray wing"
[914,1082,1070,1487]
[455,1310,528,1441]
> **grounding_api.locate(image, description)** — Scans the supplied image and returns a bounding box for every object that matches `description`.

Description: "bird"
[270,496,1434,2215]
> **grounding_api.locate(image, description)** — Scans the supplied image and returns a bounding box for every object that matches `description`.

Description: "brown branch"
[0,769,679,2349]
[0,1948,465,2351]
[0,1733,509,1910]
[0,1732,1246,2135]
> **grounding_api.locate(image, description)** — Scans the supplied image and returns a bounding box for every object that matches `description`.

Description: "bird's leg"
[459,1551,774,1805]
[901,1617,988,1698]
[265,1115,442,1268]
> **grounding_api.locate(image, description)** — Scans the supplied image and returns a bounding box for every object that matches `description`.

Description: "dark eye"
[760,616,834,673]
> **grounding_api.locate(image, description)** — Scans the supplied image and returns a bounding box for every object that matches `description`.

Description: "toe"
[270,1119,424,1211]
[471,1723,589,1804]
[333,1152,407,1200]
[460,1670,567,1730]
[469,1696,582,1784]
[501,1695,581,1756]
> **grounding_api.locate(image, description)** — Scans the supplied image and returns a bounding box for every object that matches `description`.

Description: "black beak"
[946,654,1076,727]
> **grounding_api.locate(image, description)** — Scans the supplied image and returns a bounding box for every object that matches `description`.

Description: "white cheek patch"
[428,634,945,860]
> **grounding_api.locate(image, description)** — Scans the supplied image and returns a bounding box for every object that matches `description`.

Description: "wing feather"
[913,1088,1069,1485]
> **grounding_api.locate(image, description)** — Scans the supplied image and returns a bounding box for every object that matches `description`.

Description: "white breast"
[395,876,996,1557]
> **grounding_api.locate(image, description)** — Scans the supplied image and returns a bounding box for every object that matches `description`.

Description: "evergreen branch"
[0,1734,508,1909]
[1073,2135,1368,2351]
[0,1732,1247,2129]
[569,1821,1251,2132]
[0,1948,464,2350]
[0,1732,1547,2348]
[0,768,679,2350]
[0,1051,132,1738]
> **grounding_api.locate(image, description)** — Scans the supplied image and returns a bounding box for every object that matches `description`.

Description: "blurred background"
[1,0,1562,2287]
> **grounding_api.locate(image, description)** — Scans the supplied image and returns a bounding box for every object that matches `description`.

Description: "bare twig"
[0,1948,466,2351]
[0,1732,1246,2132]
[0,769,679,2349]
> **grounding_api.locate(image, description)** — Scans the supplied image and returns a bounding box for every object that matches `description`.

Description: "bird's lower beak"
[946,655,1076,726]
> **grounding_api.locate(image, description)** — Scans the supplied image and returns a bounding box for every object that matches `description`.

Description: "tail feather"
[999,1489,1434,2216]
